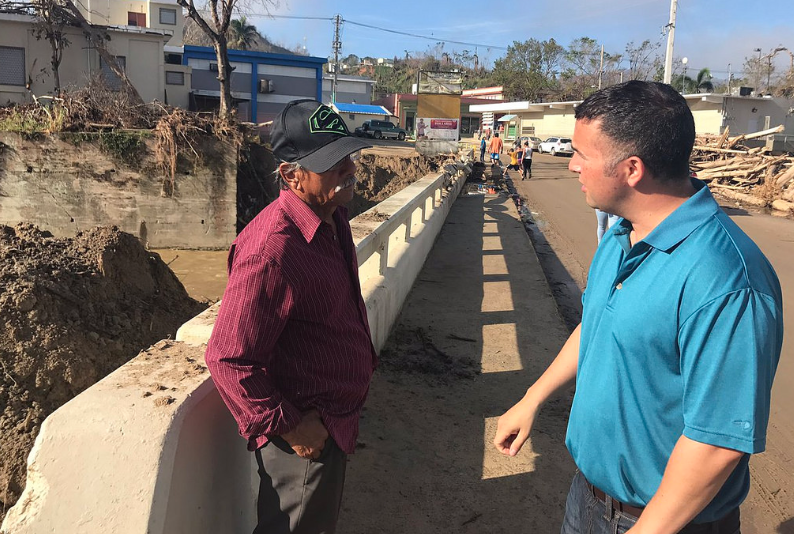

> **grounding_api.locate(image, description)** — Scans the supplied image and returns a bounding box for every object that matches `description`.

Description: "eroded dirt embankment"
[347,152,449,218]
[0,225,206,522]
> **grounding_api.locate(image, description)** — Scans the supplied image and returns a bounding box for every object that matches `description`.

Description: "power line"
[260,14,507,51]
[263,15,334,21]
[343,19,507,51]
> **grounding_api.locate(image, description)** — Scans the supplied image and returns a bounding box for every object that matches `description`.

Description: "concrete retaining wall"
[1,162,470,534]
[0,133,237,249]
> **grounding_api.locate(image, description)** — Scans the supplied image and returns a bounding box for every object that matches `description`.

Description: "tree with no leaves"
[175,0,278,117]
[0,0,142,102]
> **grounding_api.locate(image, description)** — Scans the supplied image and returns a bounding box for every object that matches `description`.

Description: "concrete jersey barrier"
[1,162,470,534]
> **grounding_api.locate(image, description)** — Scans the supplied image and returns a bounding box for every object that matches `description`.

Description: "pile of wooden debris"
[691,125,794,212]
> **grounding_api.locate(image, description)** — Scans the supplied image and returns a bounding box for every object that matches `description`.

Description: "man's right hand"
[493,397,539,457]
[281,409,329,459]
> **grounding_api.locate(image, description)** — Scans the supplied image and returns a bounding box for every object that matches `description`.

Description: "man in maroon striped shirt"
[205,100,377,534]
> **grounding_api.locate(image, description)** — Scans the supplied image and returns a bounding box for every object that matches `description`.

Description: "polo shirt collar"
[616,179,721,253]
[279,188,323,243]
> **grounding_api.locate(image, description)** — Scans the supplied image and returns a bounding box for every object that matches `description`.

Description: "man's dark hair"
[575,81,695,181]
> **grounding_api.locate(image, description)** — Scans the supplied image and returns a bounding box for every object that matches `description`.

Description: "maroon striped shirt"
[205,188,376,454]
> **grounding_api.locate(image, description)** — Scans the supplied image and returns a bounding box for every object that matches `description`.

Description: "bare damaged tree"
[0,0,69,93]
[175,0,278,117]
[33,0,69,94]
[0,0,142,102]
[59,0,143,103]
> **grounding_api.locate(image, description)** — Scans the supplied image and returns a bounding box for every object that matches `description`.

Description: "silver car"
[519,136,542,150]
[538,137,573,156]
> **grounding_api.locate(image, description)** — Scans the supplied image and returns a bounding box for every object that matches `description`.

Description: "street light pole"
[681,57,688,93]
[765,47,789,93]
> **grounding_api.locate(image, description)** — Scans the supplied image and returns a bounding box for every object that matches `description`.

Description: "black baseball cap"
[271,99,372,173]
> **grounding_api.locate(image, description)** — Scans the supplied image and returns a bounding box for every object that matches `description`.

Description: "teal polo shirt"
[566,180,783,523]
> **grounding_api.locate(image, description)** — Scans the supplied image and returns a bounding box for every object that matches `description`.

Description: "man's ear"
[624,156,647,188]
[279,163,304,191]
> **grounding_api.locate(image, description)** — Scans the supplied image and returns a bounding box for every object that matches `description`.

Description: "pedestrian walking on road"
[521,141,533,180]
[488,132,503,166]
[494,81,783,534]
[205,99,377,534]
[480,137,487,162]
[594,208,619,243]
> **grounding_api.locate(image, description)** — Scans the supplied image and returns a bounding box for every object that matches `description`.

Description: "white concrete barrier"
[2,164,469,534]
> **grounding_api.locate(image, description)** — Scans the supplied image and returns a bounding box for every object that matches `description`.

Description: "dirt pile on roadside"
[348,152,447,217]
[0,224,207,521]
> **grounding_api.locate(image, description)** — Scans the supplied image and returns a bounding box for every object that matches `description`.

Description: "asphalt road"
[511,153,794,534]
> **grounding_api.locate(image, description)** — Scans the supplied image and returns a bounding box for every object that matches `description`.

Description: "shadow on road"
[339,185,576,532]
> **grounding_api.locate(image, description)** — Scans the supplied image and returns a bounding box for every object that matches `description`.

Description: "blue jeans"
[560,471,742,534]
[561,471,638,534]
[595,210,620,243]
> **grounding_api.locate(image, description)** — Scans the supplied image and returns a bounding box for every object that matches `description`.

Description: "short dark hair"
[575,81,695,181]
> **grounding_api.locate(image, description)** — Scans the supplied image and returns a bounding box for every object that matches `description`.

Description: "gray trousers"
[253,437,347,534]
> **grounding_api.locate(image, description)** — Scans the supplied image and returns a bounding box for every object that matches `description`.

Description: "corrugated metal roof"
[333,103,392,115]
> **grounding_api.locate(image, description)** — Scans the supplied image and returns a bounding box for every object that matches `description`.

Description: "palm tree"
[696,68,714,93]
[228,16,257,51]
[672,73,695,93]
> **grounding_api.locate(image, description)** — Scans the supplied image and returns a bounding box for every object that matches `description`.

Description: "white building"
[470,93,794,142]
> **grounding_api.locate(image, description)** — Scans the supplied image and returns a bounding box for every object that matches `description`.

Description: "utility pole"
[766,53,774,93]
[331,14,342,104]
[754,48,762,94]
[663,0,678,84]
[598,44,604,89]
[727,63,732,95]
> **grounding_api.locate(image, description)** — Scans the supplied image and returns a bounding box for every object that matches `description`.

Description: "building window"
[99,56,126,91]
[128,11,146,26]
[166,71,184,85]
[0,46,25,86]
[349,114,355,120]
[159,8,177,25]
[165,53,182,65]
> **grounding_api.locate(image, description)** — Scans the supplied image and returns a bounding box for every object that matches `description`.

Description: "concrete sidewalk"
[338,178,577,532]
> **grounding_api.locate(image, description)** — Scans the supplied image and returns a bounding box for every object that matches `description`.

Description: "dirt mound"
[348,153,448,218]
[0,224,207,520]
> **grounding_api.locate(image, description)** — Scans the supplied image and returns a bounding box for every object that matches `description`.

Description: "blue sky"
[246,0,793,82]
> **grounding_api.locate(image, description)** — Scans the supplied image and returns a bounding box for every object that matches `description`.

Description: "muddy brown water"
[152,249,229,302]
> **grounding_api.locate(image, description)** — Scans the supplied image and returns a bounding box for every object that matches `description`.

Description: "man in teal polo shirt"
[494,81,783,534]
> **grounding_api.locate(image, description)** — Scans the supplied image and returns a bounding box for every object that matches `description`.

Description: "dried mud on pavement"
[338,189,577,532]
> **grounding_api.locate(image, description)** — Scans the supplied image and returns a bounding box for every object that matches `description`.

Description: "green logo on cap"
[308,105,349,135]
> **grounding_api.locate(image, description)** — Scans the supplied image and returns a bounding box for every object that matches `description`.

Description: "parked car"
[354,120,407,140]
[519,136,542,151]
[538,137,573,156]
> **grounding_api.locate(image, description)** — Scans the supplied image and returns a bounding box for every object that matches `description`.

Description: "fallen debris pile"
[691,125,794,211]
[0,224,207,523]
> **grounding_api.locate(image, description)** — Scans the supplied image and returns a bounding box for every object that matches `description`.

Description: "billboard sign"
[417,117,460,141]
[417,71,463,95]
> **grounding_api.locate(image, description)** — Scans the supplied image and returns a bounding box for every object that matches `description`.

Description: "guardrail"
[2,161,471,534]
